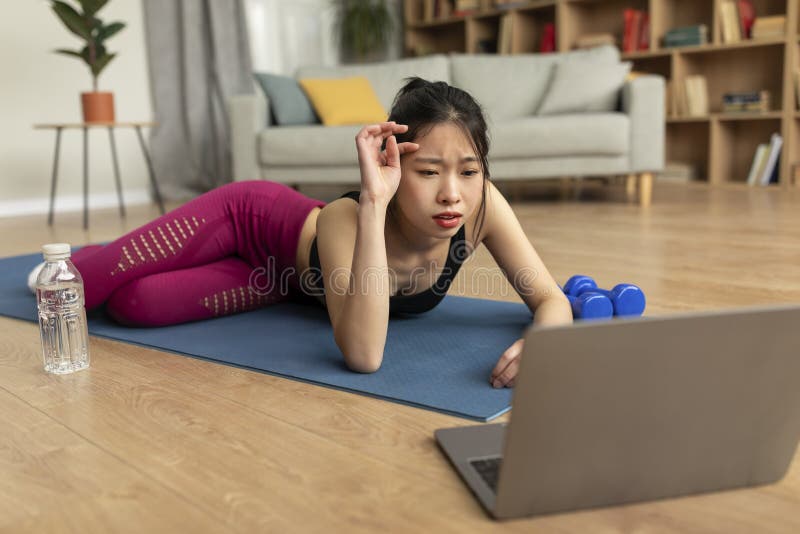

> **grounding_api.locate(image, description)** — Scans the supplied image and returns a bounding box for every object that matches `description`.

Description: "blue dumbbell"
[566,292,613,320]
[563,275,646,317]
[576,283,646,317]
[563,275,596,296]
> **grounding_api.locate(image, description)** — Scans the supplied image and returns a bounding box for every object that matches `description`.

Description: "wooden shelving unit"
[404,0,800,187]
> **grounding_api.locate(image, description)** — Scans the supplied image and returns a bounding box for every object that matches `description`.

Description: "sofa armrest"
[229,92,268,181]
[621,75,665,173]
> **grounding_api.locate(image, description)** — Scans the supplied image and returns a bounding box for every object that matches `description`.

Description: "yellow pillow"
[298,76,388,126]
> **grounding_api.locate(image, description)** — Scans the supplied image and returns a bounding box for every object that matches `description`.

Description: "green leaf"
[51,1,92,40]
[77,0,108,17]
[54,48,85,60]
[97,21,125,42]
[91,52,116,77]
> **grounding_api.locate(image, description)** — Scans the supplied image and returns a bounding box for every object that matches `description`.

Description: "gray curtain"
[142,0,253,200]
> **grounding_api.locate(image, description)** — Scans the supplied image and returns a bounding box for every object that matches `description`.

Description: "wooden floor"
[1,182,799,532]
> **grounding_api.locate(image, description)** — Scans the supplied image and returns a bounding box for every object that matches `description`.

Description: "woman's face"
[395,122,485,241]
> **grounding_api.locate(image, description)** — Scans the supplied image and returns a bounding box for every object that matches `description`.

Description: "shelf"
[621,49,671,60]
[716,111,783,121]
[678,37,786,55]
[409,17,467,30]
[471,11,503,21]
[667,112,784,124]
[667,116,711,123]
[515,0,558,13]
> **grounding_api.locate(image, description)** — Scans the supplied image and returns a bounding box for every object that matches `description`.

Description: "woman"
[34,77,572,387]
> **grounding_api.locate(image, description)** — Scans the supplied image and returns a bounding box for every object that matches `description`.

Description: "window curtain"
[142,0,253,200]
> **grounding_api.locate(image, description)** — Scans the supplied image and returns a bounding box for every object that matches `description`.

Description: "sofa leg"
[638,172,653,207]
[625,174,637,202]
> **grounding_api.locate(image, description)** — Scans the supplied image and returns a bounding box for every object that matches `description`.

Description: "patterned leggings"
[72,181,325,327]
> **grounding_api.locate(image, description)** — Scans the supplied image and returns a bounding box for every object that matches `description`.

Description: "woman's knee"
[106,280,173,327]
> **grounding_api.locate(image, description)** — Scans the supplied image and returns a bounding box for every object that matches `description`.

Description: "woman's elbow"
[344,354,383,374]
[334,330,384,373]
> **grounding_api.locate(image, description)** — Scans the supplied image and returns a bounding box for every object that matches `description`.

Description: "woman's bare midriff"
[295,206,321,276]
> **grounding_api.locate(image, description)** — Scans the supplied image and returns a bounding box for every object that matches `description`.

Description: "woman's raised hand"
[355,121,419,207]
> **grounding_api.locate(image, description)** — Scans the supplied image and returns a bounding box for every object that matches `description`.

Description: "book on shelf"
[683,75,709,117]
[622,9,649,52]
[738,1,755,39]
[746,144,770,185]
[539,22,556,53]
[756,133,783,185]
[668,78,690,117]
[575,33,616,50]
[720,0,742,43]
[659,162,697,183]
[433,0,453,19]
[455,0,479,9]
[795,69,800,110]
[663,25,708,48]
[493,0,527,8]
[751,15,786,40]
[498,13,513,55]
[722,90,770,113]
[638,12,650,51]
[424,0,435,22]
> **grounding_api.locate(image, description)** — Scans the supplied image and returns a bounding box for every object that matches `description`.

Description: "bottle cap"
[42,243,71,261]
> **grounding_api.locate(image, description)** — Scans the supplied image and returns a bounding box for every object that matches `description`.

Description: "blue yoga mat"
[0,252,531,421]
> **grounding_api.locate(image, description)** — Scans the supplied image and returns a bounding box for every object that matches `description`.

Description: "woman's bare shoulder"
[317,196,359,230]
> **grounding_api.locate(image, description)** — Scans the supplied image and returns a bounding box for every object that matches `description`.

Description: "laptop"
[435,304,800,520]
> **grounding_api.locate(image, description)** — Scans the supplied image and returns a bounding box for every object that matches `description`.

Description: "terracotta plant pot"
[81,91,115,123]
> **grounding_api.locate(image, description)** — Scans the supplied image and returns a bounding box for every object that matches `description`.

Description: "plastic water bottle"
[36,243,90,374]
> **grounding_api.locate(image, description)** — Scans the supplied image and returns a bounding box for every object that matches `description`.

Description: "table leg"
[83,126,89,230]
[47,128,63,226]
[108,127,126,218]
[134,126,165,215]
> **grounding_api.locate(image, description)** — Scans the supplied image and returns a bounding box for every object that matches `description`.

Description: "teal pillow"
[253,72,319,126]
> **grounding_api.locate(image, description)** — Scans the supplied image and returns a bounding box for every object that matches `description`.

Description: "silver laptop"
[436,304,800,520]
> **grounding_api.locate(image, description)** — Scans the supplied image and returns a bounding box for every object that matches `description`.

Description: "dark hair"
[385,77,490,247]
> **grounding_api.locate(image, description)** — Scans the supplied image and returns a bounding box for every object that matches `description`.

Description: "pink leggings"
[73,181,325,327]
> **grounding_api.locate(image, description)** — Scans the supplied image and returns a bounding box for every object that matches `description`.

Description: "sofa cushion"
[537,61,632,115]
[449,45,621,122]
[253,72,319,126]
[488,113,629,159]
[295,55,450,112]
[259,125,361,166]
[298,77,388,126]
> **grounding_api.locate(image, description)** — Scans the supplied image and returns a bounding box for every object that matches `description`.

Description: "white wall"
[0,0,153,216]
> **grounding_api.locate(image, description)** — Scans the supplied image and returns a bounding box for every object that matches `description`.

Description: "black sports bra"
[306,191,469,314]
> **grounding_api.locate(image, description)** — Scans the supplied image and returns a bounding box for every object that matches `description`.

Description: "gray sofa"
[230,45,664,206]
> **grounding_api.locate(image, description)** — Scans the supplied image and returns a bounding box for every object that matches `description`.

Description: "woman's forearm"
[532,295,573,327]
[334,199,391,372]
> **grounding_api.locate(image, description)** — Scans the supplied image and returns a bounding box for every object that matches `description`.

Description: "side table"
[33,122,166,229]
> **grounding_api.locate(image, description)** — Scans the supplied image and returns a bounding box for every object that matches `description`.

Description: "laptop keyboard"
[469,456,502,492]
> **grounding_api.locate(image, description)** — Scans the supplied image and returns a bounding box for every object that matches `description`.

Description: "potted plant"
[332,0,395,63]
[49,0,125,123]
